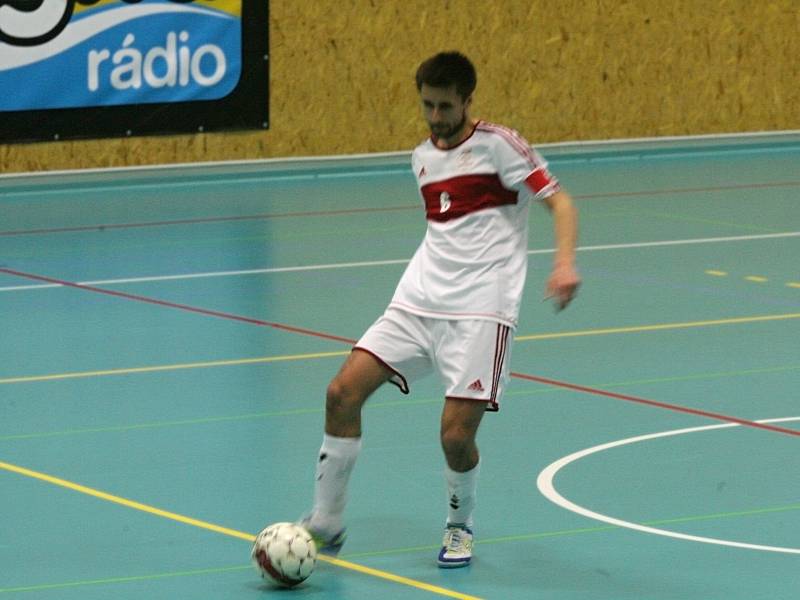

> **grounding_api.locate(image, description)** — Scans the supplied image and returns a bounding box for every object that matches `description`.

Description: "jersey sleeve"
[493,131,560,200]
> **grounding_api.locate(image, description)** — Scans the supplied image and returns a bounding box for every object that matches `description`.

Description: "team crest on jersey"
[439,191,451,213]
[456,149,474,169]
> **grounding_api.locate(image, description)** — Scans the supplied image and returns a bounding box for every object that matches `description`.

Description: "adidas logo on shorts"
[467,379,484,392]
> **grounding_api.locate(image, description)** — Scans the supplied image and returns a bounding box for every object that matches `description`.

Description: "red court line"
[576,180,800,200]
[511,372,800,438]
[0,205,417,237]
[0,268,355,345]
[2,180,799,237]
[2,266,798,439]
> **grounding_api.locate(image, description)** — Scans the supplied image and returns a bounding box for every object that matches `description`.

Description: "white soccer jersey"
[389,120,560,329]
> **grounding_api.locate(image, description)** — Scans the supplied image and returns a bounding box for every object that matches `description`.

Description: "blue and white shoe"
[437,524,473,568]
[298,517,347,557]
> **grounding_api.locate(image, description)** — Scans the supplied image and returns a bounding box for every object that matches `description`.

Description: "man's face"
[420,84,471,142]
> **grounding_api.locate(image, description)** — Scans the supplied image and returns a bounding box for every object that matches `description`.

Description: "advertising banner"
[0,0,268,143]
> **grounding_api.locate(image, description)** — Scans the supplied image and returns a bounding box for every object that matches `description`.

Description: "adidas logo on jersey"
[467,379,484,392]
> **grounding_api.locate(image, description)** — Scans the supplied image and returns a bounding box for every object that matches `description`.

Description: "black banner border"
[0,1,269,144]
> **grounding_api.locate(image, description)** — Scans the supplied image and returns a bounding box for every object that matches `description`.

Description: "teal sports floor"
[1,134,799,599]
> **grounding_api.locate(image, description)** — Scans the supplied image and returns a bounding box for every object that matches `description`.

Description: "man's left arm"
[542,189,581,311]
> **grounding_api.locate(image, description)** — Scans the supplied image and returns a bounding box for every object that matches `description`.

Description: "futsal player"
[300,51,580,567]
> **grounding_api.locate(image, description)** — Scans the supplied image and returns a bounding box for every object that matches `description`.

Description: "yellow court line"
[0,461,255,541]
[320,555,480,599]
[2,313,798,386]
[0,460,482,600]
[514,312,800,341]
[0,351,349,384]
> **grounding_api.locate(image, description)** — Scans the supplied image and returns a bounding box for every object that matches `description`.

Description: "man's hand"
[545,262,581,311]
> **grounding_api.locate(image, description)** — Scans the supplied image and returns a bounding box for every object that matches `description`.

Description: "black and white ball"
[251,522,317,587]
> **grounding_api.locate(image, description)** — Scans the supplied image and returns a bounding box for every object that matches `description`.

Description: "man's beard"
[431,112,468,140]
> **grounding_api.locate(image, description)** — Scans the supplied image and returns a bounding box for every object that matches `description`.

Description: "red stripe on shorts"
[489,325,510,411]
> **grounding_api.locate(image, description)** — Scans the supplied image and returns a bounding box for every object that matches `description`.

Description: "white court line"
[1,231,798,293]
[537,416,800,555]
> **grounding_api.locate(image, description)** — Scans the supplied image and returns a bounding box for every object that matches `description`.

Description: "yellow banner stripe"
[74,0,241,16]
[0,461,482,600]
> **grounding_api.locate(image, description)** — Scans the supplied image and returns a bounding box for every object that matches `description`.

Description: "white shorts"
[354,308,513,411]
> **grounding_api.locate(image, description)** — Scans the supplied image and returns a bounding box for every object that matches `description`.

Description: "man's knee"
[440,424,474,457]
[326,377,362,415]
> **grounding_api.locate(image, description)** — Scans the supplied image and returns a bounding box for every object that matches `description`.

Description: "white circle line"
[536,417,800,554]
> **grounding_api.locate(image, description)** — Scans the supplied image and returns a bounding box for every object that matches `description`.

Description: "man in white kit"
[301,51,580,567]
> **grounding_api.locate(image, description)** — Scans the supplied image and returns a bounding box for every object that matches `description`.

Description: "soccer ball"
[251,522,317,587]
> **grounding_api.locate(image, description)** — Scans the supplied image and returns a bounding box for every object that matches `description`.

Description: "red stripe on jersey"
[525,167,555,194]
[476,122,541,170]
[421,174,518,222]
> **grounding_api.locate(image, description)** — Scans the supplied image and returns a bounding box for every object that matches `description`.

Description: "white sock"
[445,460,480,528]
[309,433,361,535]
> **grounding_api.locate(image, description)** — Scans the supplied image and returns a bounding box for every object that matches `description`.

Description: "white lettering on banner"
[0,0,70,39]
[0,0,206,47]
[87,31,226,92]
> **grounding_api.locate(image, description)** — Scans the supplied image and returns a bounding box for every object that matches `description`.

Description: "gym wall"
[1,0,797,173]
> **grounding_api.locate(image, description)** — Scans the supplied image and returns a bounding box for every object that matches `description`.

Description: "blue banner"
[0,1,267,143]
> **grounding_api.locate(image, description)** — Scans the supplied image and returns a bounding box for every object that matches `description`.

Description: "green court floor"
[1,134,799,599]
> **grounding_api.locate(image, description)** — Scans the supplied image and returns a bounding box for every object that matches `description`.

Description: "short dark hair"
[415,52,476,100]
